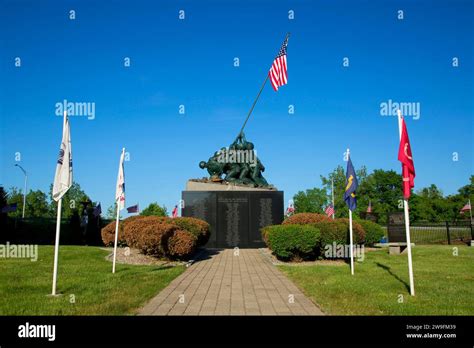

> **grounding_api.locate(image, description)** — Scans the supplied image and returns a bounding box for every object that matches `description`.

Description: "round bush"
[357,220,384,245]
[101,220,125,247]
[171,217,210,247]
[167,230,197,259]
[123,215,169,248]
[336,218,365,243]
[283,213,332,225]
[264,224,321,261]
[135,221,177,257]
[312,219,365,251]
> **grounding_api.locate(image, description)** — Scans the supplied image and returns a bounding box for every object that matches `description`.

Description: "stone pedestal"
[182,181,283,248]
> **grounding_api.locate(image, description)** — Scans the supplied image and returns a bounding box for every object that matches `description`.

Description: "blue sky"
[1,0,472,215]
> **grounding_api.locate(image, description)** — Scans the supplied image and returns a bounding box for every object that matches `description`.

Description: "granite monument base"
[182,188,283,248]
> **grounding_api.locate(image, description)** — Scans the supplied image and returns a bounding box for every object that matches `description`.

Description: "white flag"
[52,111,72,202]
[115,148,125,210]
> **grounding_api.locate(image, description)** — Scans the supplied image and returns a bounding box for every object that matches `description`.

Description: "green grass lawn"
[279,245,474,315]
[0,245,184,315]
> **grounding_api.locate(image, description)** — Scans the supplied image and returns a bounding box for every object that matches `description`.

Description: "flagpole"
[347,148,354,275]
[112,147,125,274]
[51,198,62,295]
[237,33,290,138]
[238,74,270,137]
[331,177,335,220]
[112,200,120,274]
[398,110,415,296]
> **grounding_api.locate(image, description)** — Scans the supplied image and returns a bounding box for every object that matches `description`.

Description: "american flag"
[269,35,289,91]
[366,200,372,213]
[172,205,178,218]
[460,201,471,213]
[325,204,335,217]
[127,204,139,214]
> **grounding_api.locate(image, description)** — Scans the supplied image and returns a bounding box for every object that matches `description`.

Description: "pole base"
[47,293,63,298]
[470,240,474,247]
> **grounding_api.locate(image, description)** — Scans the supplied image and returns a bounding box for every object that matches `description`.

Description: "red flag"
[460,202,471,213]
[398,117,415,199]
[172,205,178,218]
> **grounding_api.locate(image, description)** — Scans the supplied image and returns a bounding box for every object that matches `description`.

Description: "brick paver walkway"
[139,249,324,315]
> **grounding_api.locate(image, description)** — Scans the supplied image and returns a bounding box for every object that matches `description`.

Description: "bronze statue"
[199,132,271,188]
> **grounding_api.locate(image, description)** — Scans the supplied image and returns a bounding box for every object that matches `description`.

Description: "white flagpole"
[331,177,335,220]
[112,201,120,274]
[51,198,62,295]
[347,148,354,275]
[112,148,125,274]
[398,110,415,296]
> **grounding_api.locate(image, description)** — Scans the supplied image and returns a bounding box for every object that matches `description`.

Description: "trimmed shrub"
[123,216,168,248]
[167,230,197,259]
[264,224,321,261]
[357,220,384,246]
[311,220,349,247]
[135,221,177,257]
[171,217,211,247]
[336,218,365,243]
[311,218,365,251]
[283,213,332,225]
[101,220,125,247]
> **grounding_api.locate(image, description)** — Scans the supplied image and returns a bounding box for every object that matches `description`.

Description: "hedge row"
[356,219,385,246]
[264,213,380,261]
[101,216,210,260]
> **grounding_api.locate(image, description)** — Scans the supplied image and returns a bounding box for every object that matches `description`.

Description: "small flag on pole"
[1,203,17,213]
[325,204,335,217]
[52,112,73,201]
[367,200,372,213]
[344,149,358,275]
[398,116,415,199]
[460,201,471,213]
[115,150,126,211]
[269,35,289,91]
[285,203,295,217]
[172,205,178,218]
[112,148,126,274]
[127,204,139,214]
[397,110,415,296]
[51,110,73,296]
[344,156,358,211]
[93,203,102,217]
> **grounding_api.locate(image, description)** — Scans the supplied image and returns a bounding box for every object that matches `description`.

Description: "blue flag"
[344,156,358,211]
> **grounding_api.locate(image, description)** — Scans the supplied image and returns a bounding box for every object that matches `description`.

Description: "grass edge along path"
[279,245,474,315]
[0,245,185,315]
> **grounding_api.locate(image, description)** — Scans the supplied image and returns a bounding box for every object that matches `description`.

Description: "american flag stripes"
[269,35,289,91]
[325,204,335,217]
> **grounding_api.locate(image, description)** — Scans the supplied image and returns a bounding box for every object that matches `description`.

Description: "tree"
[293,188,328,213]
[0,186,7,209]
[6,187,24,218]
[106,204,122,220]
[49,182,91,219]
[140,202,168,217]
[25,190,52,218]
[357,169,403,223]
[320,165,368,218]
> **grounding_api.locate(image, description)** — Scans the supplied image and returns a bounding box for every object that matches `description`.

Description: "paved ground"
[139,248,324,315]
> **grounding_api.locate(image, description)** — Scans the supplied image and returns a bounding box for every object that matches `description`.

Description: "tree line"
[293,167,473,224]
[0,183,168,220]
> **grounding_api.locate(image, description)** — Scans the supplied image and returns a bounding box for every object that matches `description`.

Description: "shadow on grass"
[376,262,410,292]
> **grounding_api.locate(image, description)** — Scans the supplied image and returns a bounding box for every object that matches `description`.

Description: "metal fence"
[387,220,473,245]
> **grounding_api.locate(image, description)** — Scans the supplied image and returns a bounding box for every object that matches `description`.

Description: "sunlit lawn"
[280,245,474,315]
[0,245,184,315]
